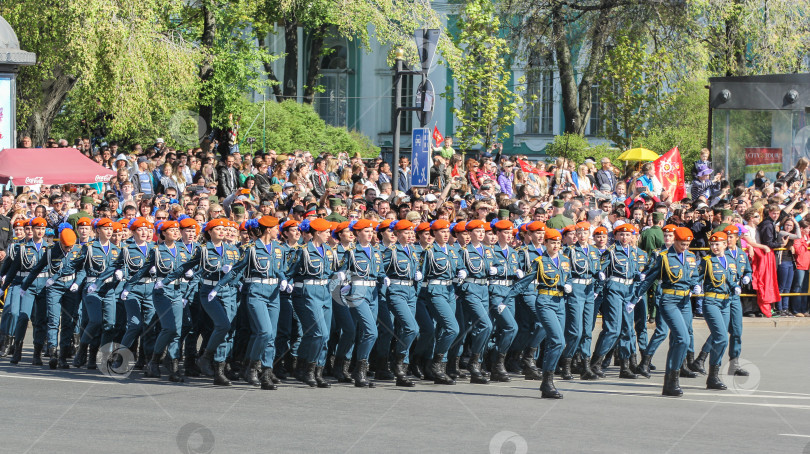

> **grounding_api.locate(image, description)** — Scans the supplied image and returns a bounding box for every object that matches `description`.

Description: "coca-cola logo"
[95,174,112,182]
[25,176,43,184]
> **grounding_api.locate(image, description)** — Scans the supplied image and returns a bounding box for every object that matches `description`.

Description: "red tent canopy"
[0,147,116,185]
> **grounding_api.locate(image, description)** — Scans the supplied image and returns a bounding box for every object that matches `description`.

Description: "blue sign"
[411,128,430,188]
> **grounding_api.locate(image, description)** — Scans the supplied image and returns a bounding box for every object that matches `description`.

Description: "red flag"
[516,158,541,175]
[653,147,686,201]
[433,126,443,147]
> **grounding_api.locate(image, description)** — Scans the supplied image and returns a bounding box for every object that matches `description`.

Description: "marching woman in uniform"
[178,217,203,378]
[534,228,571,398]
[634,227,701,397]
[698,231,737,390]
[126,220,189,382]
[513,221,546,380]
[381,220,420,387]
[457,219,495,384]
[488,219,521,382]
[290,218,336,388]
[637,224,676,378]
[578,225,608,379]
[409,222,436,379]
[158,218,241,386]
[214,216,287,390]
[330,221,356,384]
[0,218,29,356]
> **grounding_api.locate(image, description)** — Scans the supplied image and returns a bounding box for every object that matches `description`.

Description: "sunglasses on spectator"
[155,216,168,220]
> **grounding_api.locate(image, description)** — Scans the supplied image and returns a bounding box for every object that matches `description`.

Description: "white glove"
[154,280,164,290]
[45,278,54,287]
[185,269,194,279]
[0,275,4,286]
[497,304,507,314]
[515,269,525,279]
[693,285,703,295]
[625,302,636,313]
[598,272,606,280]
[742,275,751,285]
[489,266,497,276]
[221,264,232,274]
[285,282,294,293]
[340,284,351,295]
[594,293,599,300]
[120,290,129,301]
[238,283,243,291]
[383,277,391,287]
[336,271,346,282]
[182,298,188,308]
[208,290,217,302]
[457,270,468,280]
[280,280,288,291]
[19,289,27,297]
[639,273,646,281]
[564,284,573,294]
[69,283,79,293]
[87,283,97,294]
[415,271,423,281]
[734,287,742,295]
[149,266,156,276]
[114,269,123,280]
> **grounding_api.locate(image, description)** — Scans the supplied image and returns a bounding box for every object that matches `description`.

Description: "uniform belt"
[294,279,328,288]
[704,292,728,300]
[464,278,489,285]
[57,274,75,282]
[36,272,51,278]
[428,279,453,286]
[570,278,593,285]
[609,277,633,285]
[389,279,413,286]
[244,277,279,285]
[165,279,180,286]
[18,271,29,278]
[202,279,218,286]
[351,279,377,287]
[538,289,563,297]
[490,279,513,286]
[85,277,113,284]
[662,288,689,296]
[136,278,155,284]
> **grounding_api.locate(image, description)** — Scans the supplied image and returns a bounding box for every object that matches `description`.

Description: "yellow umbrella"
[617,147,659,162]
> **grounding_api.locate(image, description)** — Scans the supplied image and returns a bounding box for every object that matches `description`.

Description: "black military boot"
[467,353,489,384]
[619,358,638,379]
[686,351,702,374]
[57,348,71,369]
[446,356,460,379]
[571,353,584,375]
[212,361,231,386]
[73,342,88,368]
[408,355,424,380]
[521,348,543,380]
[168,358,184,382]
[706,364,727,390]
[224,360,240,381]
[629,354,639,374]
[145,353,162,378]
[301,362,317,387]
[184,348,200,377]
[196,349,216,377]
[315,365,331,388]
[393,354,415,387]
[612,348,621,366]
[9,338,22,364]
[245,360,261,386]
[662,369,683,397]
[580,356,598,380]
[353,359,373,388]
[333,358,352,383]
[559,358,574,380]
[540,371,563,399]
[3,336,15,357]
[133,345,145,370]
[32,343,44,366]
[679,359,697,378]
[505,351,522,373]
[0,334,6,357]
[637,355,652,378]
[274,353,289,380]
[48,346,58,369]
[86,344,99,369]
[728,357,749,376]
[691,351,708,375]
[430,354,455,385]
[260,367,278,390]
[589,355,606,378]
[375,358,396,381]
[490,352,511,382]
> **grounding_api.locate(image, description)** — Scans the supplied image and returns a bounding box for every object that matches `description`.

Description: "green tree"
[544,133,619,165]
[445,0,523,151]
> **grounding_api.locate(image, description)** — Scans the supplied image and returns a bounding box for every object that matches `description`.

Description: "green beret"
[498,209,510,219]
[329,198,345,208]
[325,212,347,223]
[231,205,245,214]
[652,212,665,223]
[209,196,219,203]
[80,196,95,206]
[721,209,733,217]
[552,200,565,208]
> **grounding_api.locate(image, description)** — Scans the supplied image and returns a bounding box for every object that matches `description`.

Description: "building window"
[525,62,554,135]
[316,45,348,127]
[392,69,414,134]
[588,84,602,136]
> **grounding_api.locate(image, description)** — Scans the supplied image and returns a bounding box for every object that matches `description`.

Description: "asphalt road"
[1,322,809,454]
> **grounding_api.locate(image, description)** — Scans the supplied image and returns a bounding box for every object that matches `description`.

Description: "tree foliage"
[543,133,619,165]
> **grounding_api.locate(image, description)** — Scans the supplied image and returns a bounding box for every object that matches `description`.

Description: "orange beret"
[593,226,608,235]
[179,218,198,230]
[526,221,546,232]
[351,219,374,231]
[13,218,27,228]
[576,221,591,231]
[160,220,179,231]
[258,216,279,228]
[562,224,577,234]
[394,220,415,231]
[430,219,450,231]
[452,222,466,234]
[282,220,299,230]
[334,221,350,233]
[95,218,113,228]
[613,223,634,234]
[206,218,229,231]
[722,225,739,235]
[492,220,514,231]
[309,218,331,232]
[129,217,149,231]
[674,227,694,241]
[483,222,492,231]
[238,221,247,231]
[663,224,678,233]
[60,228,77,247]
[370,221,380,230]
[416,222,431,232]
[112,222,123,232]
[76,217,93,227]
[29,217,47,227]
[466,220,485,231]
[377,219,393,231]
[544,229,562,241]
[709,231,727,242]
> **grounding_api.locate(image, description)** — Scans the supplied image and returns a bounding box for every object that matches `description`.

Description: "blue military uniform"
[511,243,545,378]
[534,251,571,373]
[381,241,420,385]
[561,243,599,366]
[458,243,495,379]
[698,253,737,368]
[4,239,48,363]
[0,240,23,347]
[114,240,157,358]
[488,243,520,381]
[420,242,460,384]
